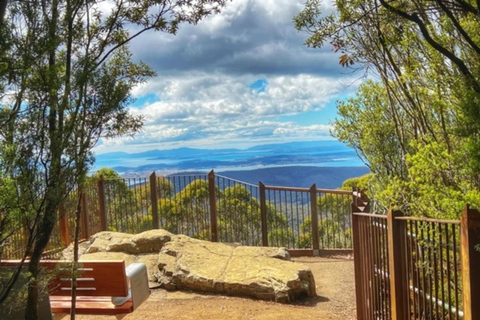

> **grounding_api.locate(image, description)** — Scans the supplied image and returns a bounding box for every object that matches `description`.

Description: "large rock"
[156,235,316,303]
[61,230,174,278]
[63,229,174,257]
[62,230,316,303]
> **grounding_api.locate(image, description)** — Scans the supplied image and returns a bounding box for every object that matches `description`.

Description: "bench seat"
[50,296,133,315]
[0,260,150,316]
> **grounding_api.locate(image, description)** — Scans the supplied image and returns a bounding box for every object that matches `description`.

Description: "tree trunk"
[25,200,58,320]
[0,0,7,25]
[70,190,83,320]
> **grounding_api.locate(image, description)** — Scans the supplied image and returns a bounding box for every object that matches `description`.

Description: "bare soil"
[55,257,356,320]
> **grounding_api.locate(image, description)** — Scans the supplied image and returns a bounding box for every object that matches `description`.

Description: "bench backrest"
[0,260,129,297]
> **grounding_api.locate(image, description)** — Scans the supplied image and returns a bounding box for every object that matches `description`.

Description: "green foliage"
[268,227,295,248]
[0,0,228,311]
[298,215,351,249]
[296,0,480,218]
[376,141,480,218]
[341,174,373,194]
[146,181,291,246]
[218,185,261,244]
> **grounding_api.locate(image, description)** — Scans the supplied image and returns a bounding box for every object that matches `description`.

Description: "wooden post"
[97,175,107,231]
[461,205,480,320]
[58,203,70,246]
[387,208,408,320]
[150,172,159,229]
[351,204,365,320]
[208,170,218,242]
[352,187,357,208]
[80,190,90,239]
[259,182,268,247]
[310,184,320,254]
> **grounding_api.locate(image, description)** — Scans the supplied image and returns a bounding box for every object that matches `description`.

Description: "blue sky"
[94,0,360,154]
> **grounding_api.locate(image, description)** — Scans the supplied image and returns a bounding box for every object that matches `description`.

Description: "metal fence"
[2,170,480,319]
[353,212,391,320]
[401,217,462,320]
[71,171,357,251]
[0,170,358,260]
[215,174,261,246]
[353,206,480,320]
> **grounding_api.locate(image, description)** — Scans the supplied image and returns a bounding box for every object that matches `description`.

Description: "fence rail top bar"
[215,174,258,188]
[352,212,388,219]
[395,215,460,225]
[263,185,310,192]
[163,173,208,178]
[316,188,353,195]
[263,185,353,194]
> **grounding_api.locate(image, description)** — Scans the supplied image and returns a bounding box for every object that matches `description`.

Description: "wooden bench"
[0,260,150,315]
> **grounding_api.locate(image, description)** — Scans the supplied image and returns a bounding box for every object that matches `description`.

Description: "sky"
[94,0,361,154]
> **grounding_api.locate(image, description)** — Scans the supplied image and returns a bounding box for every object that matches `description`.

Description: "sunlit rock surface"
[62,230,316,303]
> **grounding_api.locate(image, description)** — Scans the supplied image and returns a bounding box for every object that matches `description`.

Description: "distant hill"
[94,140,365,173]
[217,166,369,189]
[173,166,370,189]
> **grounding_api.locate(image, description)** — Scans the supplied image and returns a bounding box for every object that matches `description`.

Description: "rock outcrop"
[156,235,316,303]
[62,230,316,303]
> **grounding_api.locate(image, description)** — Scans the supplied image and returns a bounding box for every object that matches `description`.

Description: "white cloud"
[93,0,358,154]
[95,72,353,153]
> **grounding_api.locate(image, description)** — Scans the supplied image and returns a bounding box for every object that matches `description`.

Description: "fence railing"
[2,169,479,319]
[353,205,480,320]
[0,170,358,260]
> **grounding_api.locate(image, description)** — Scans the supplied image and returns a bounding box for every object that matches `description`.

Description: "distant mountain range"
[93,140,369,188]
[214,166,370,189]
[94,140,366,173]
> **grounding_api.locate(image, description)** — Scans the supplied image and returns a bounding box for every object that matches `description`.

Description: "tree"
[0,1,227,318]
[218,185,261,244]
[153,179,212,237]
[295,0,480,217]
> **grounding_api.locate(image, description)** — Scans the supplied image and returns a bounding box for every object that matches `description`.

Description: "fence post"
[80,190,90,239]
[259,182,268,247]
[97,175,107,231]
[387,208,408,320]
[310,184,320,255]
[461,205,480,320]
[150,172,159,229]
[352,187,358,208]
[351,203,365,320]
[208,170,218,242]
[58,203,70,246]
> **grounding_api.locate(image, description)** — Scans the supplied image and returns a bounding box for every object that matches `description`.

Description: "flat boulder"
[61,230,174,279]
[156,235,316,303]
[62,230,316,303]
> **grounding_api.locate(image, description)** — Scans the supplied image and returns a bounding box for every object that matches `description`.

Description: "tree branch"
[435,0,480,55]
[379,0,480,93]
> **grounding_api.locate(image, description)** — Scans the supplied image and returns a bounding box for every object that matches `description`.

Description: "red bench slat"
[1,260,135,315]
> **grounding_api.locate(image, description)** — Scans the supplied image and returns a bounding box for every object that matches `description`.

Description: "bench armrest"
[112,263,150,310]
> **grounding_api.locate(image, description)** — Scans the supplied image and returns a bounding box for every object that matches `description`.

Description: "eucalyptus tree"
[0,0,227,318]
[295,0,480,216]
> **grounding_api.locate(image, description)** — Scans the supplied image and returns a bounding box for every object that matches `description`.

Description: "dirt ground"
[56,257,356,320]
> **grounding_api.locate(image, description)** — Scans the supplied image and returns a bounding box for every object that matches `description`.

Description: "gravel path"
[56,257,356,320]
